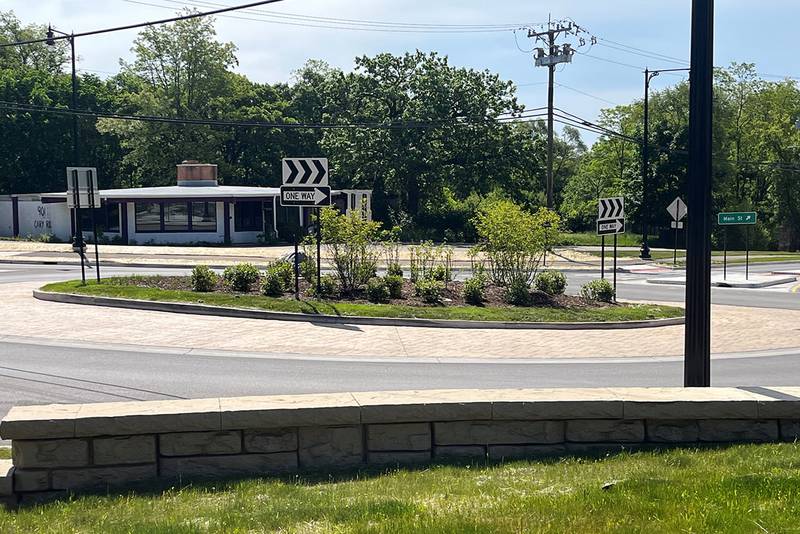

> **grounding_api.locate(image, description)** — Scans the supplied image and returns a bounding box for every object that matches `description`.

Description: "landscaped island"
[41,276,683,324]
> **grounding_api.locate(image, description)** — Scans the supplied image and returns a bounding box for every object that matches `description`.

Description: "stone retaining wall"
[2,387,799,506]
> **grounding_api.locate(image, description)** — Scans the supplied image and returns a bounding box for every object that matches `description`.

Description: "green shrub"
[414,277,445,304]
[429,264,450,283]
[268,260,294,291]
[320,207,383,293]
[190,265,217,293]
[463,273,488,305]
[387,263,404,277]
[261,270,284,297]
[504,279,531,306]
[222,263,260,292]
[366,277,390,303]
[534,270,567,296]
[385,274,404,299]
[580,279,615,303]
[300,257,317,284]
[309,274,340,299]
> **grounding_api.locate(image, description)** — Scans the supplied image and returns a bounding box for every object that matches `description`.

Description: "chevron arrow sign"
[598,197,624,220]
[282,158,328,186]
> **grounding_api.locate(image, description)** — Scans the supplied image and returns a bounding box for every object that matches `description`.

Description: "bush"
[414,277,445,304]
[320,207,383,294]
[190,265,217,293]
[429,264,450,283]
[268,260,294,291]
[222,263,260,292]
[534,270,567,296]
[387,263,404,277]
[463,273,488,305]
[261,270,285,297]
[385,274,404,299]
[580,279,615,303]
[504,279,531,306]
[309,274,340,299]
[366,277,390,303]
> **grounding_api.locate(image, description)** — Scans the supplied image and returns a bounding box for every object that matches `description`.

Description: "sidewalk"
[0,240,617,270]
[2,281,799,360]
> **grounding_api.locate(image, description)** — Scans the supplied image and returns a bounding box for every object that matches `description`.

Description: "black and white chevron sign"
[282,158,328,186]
[598,197,625,220]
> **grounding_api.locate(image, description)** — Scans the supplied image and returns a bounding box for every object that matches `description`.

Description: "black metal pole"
[684,0,714,388]
[546,31,555,210]
[316,207,322,295]
[724,227,727,280]
[88,170,100,282]
[601,236,605,279]
[613,233,618,302]
[674,223,679,266]
[72,171,86,285]
[293,234,299,300]
[746,226,750,281]
[640,69,652,260]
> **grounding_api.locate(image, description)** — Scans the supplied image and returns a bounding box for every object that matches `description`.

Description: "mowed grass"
[0,448,9,460]
[4,444,800,532]
[559,232,642,247]
[41,280,684,323]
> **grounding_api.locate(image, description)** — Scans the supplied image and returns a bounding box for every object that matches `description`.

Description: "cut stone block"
[51,464,157,490]
[353,391,492,423]
[159,431,241,457]
[367,423,431,451]
[12,439,89,469]
[434,446,486,460]
[698,420,778,443]
[368,451,431,465]
[0,404,81,440]
[566,420,645,443]
[488,444,567,461]
[13,469,50,492]
[244,429,298,453]
[160,452,297,479]
[220,394,360,430]
[93,435,156,465]
[0,460,13,496]
[299,426,363,469]
[646,420,700,443]
[434,421,564,446]
[74,398,222,437]
[17,491,66,507]
[491,389,624,420]
[780,420,800,441]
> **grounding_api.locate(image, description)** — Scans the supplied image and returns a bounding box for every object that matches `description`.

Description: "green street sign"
[718,212,757,226]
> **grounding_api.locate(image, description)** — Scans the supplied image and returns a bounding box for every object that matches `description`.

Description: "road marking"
[792,283,800,294]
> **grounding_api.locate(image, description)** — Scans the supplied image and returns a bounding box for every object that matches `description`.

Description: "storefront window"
[81,203,120,233]
[135,202,161,232]
[191,202,217,232]
[234,201,263,232]
[164,202,189,232]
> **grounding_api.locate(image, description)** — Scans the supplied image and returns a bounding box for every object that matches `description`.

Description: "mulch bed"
[111,275,616,310]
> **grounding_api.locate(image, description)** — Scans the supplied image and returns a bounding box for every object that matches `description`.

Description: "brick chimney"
[176,160,218,187]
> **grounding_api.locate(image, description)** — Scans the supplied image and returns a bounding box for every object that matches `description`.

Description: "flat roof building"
[0,161,372,245]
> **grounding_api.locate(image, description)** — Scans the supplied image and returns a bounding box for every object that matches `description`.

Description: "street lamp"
[640,67,691,261]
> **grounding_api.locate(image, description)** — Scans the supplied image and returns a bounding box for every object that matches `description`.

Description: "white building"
[0,162,372,245]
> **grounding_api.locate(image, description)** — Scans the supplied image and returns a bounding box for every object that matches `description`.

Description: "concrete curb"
[647,275,797,289]
[33,290,685,331]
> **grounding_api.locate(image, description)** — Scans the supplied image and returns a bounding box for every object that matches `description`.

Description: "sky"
[4,0,800,144]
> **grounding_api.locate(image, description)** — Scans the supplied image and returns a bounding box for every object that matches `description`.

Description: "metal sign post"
[281,158,331,295]
[667,197,688,267]
[87,170,101,283]
[597,197,625,285]
[718,211,757,282]
[601,236,605,279]
[613,233,618,302]
[67,167,99,285]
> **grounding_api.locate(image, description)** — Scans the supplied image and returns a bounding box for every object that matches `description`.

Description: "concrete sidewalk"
[2,282,799,360]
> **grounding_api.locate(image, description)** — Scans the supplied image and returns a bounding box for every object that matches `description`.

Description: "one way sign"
[597,218,625,236]
[281,186,331,207]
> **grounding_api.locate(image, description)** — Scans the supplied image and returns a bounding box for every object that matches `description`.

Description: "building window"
[191,202,217,232]
[135,202,161,232]
[80,203,120,233]
[164,202,189,232]
[234,201,263,232]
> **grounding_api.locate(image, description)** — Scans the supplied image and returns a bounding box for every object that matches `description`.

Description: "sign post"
[718,212,757,281]
[597,197,625,297]
[281,158,331,293]
[667,197,688,266]
[66,167,100,285]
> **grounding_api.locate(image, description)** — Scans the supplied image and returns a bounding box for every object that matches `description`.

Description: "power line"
[554,82,622,107]
[125,0,536,33]
[0,0,286,48]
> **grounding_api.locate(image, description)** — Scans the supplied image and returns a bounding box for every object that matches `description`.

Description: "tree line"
[1,11,798,248]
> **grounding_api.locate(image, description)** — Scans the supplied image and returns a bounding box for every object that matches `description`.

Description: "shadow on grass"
[6,442,764,512]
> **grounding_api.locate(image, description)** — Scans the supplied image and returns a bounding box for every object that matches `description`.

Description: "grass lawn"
[3,444,800,532]
[559,232,642,247]
[41,280,683,323]
[0,448,9,460]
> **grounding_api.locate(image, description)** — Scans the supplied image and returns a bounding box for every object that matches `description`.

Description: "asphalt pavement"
[0,259,798,431]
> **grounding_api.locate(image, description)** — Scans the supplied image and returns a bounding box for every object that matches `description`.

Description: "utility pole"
[528,19,593,210]
[640,67,690,260]
[684,0,714,387]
